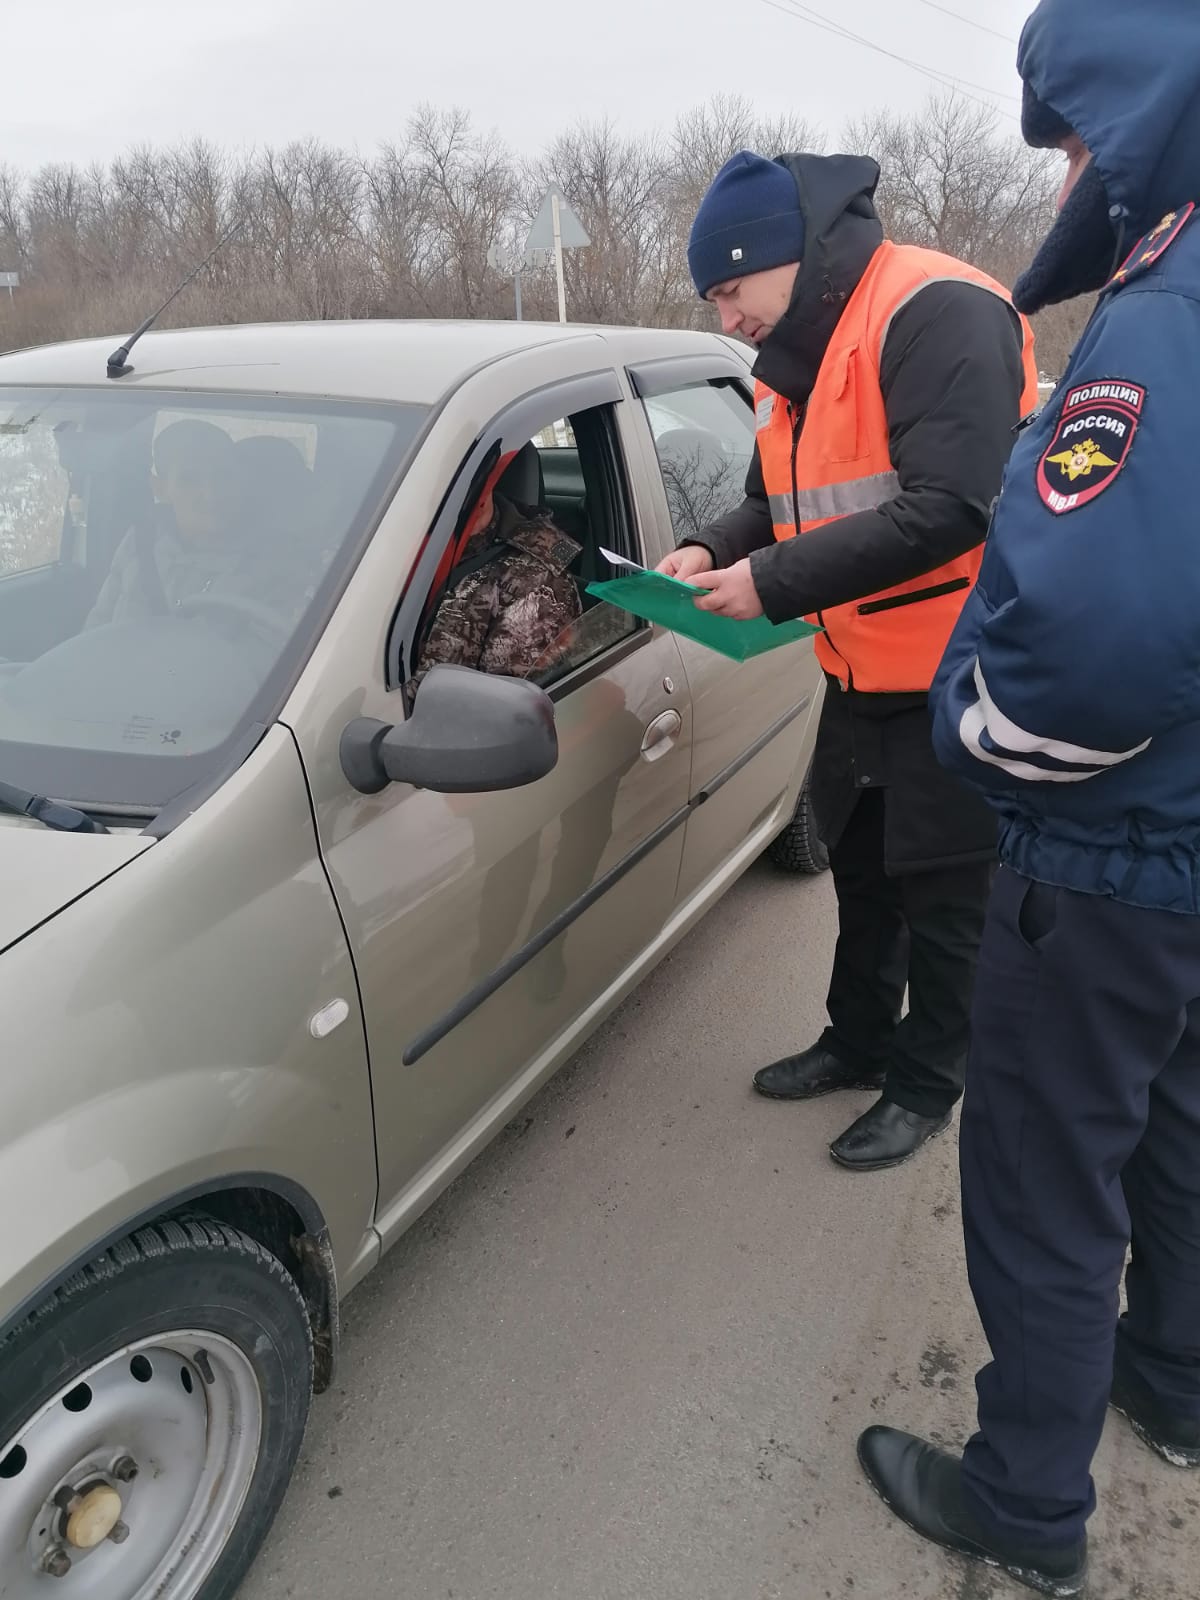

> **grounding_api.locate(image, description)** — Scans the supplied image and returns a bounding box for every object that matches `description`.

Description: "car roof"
[0,319,748,407]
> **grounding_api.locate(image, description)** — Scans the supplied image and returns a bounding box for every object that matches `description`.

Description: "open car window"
[409,402,644,699]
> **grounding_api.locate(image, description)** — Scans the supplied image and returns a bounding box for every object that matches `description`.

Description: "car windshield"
[0,386,426,814]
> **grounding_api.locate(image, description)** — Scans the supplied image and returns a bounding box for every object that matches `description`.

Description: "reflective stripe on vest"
[756,241,1039,693]
[795,470,901,524]
[768,472,902,526]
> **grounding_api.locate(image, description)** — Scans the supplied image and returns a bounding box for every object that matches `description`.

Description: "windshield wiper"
[0,780,109,834]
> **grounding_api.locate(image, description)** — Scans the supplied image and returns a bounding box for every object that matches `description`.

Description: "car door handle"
[641,709,682,762]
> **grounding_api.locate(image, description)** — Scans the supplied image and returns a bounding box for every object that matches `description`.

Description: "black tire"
[767,769,830,875]
[0,1216,313,1600]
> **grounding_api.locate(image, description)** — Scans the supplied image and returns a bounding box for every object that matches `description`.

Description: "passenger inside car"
[414,442,583,685]
[234,433,312,534]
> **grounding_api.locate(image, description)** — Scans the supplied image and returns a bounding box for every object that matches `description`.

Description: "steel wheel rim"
[0,1330,263,1599]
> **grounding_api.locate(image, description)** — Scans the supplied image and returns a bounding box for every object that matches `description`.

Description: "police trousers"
[960,867,1200,1549]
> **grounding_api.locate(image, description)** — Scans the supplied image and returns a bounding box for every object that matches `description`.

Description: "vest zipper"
[790,403,854,692]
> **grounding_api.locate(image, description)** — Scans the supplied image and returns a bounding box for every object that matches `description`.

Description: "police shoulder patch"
[1036,379,1146,515]
[1109,202,1195,289]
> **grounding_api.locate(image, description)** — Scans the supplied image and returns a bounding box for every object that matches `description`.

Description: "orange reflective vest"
[756,241,1039,693]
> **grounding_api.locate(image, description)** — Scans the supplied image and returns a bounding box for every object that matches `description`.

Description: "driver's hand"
[657,546,715,581]
[529,618,578,680]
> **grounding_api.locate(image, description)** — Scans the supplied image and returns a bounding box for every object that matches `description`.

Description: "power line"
[786,0,1021,105]
[755,0,1021,121]
[911,0,1019,45]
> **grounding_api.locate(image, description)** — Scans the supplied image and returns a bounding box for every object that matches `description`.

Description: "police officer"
[859,2,1200,1592]
[661,150,1038,1171]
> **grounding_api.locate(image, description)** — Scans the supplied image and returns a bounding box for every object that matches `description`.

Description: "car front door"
[290,362,693,1236]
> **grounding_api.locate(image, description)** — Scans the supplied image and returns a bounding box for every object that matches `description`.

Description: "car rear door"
[624,353,824,904]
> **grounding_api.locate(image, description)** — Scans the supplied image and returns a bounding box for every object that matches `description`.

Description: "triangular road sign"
[525,188,591,254]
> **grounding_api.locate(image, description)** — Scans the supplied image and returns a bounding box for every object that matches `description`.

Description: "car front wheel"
[0,1216,313,1600]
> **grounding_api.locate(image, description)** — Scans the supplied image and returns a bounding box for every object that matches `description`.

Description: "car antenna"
[106,218,245,378]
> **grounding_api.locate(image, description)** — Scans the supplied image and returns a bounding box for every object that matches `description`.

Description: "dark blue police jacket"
[931,0,1200,914]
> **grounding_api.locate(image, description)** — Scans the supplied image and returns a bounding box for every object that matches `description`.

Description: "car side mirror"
[340,664,558,796]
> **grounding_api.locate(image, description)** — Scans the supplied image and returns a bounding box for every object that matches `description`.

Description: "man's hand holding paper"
[655,545,767,621]
[656,546,715,582]
[684,558,765,621]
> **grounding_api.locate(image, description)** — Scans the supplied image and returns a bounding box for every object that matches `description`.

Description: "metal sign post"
[487,245,526,321]
[0,271,18,303]
[551,192,567,324]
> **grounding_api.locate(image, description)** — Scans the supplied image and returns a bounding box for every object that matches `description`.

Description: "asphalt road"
[240,860,1198,1600]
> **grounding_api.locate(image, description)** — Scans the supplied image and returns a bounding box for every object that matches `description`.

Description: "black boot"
[829,1097,952,1172]
[857,1428,1088,1598]
[752,1042,885,1101]
[1111,1344,1200,1468]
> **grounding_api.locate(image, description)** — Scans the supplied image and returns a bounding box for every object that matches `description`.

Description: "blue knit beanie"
[688,151,806,299]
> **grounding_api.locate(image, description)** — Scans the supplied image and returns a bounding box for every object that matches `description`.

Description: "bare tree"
[845,97,1054,276]
[525,121,678,326]
[0,166,27,270]
[401,106,522,318]
[239,140,369,320]
[0,93,1084,374]
[364,138,439,316]
[843,95,1089,376]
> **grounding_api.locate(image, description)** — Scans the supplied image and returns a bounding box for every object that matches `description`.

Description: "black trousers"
[821,787,992,1119]
[960,868,1200,1549]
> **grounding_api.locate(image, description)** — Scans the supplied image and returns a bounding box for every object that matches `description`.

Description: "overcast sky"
[4,0,1039,174]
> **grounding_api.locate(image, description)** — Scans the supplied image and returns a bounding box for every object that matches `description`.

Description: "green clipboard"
[586,555,822,663]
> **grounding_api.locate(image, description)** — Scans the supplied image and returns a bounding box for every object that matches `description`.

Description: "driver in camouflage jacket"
[415,486,582,683]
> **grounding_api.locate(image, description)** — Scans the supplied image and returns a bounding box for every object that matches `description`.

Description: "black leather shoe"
[857,1427,1088,1597]
[753,1043,886,1101]
[1111,1347,1200,1468]
[829,1098,952,1172]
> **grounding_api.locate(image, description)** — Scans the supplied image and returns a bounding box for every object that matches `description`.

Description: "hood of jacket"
[751,153,885,407]
[1015,0,1200,311]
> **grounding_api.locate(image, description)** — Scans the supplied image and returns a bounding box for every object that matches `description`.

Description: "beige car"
[0,318,824,1599]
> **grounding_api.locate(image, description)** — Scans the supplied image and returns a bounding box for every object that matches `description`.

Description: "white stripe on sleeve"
[974,665,1150,768]
[957,664,1151,784]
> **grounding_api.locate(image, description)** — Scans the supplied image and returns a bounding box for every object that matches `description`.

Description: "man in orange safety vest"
[660,149,1038,1172]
